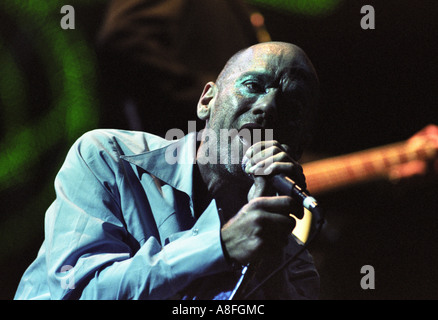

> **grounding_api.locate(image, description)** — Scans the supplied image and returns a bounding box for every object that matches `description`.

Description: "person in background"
[96,0,265,136]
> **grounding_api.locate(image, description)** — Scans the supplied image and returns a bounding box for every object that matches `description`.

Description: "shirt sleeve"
[42,131,229,300]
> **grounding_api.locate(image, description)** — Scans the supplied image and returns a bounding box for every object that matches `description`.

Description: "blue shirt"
[14,129,319,300]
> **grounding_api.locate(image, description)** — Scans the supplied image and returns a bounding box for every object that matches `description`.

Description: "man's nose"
[251,89,278,123]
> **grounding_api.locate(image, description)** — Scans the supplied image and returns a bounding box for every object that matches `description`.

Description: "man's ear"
[197,82,217,121]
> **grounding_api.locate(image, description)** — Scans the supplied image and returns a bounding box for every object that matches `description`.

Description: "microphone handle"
[271,174,320,215]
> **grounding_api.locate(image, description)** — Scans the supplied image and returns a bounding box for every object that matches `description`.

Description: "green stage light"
[247,0,343,16]
[0,1,100,191]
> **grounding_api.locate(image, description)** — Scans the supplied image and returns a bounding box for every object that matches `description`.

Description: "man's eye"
[244,81,265,93]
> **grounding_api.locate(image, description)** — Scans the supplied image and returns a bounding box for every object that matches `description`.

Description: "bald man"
[15,42,320,300]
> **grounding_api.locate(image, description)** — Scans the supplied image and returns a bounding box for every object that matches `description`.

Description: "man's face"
[199,42,318,177]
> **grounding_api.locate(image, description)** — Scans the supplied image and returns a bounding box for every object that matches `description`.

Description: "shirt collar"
[120,132,198,197]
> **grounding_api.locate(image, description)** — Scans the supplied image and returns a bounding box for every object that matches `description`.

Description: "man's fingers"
[222,196,301,264]
[250,192,305,220]
[244,141,286,162]
[246,196,294,215]
[244,141,306,188]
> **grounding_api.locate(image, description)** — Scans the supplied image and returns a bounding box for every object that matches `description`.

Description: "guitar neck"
[302,140,437,195]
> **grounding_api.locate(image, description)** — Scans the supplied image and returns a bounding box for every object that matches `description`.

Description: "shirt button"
[192,228,199,236]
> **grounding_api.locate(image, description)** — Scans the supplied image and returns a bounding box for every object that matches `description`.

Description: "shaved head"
[217,42,319,96]
[212,42,319,158]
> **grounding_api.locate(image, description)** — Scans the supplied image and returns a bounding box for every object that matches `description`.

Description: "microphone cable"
[240,206,325,299]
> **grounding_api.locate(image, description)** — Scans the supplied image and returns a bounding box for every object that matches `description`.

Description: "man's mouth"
[238,123,272,147]
[239,123,265,131]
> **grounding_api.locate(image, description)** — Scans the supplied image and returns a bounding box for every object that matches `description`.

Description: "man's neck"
[195,160,250,222]
[192,163,213,219]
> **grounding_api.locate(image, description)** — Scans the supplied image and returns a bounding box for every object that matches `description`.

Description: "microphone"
[232,156,324,300]
[241,157,322,221]
[234,156,324,300]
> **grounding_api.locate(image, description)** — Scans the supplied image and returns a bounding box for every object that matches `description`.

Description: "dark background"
[1,0,437,299]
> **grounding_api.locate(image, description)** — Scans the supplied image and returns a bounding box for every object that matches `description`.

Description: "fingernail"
[262,166,273,175]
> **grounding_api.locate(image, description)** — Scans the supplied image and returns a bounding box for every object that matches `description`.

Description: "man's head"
[196,42,319,179]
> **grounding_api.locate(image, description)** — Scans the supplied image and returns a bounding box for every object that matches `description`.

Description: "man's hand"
[221,196,296,264]
[243,140,306,203]
[388,124,438,181]
[221,140,306,265]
